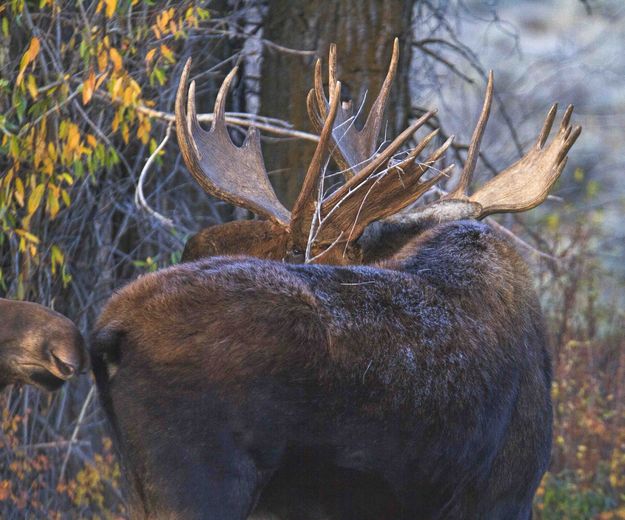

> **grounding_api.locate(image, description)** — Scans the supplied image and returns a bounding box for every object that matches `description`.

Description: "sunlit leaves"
[109,47,123,72]
[95,0,117,19]
[2,0,216,322]
[27,184,44,216]
[153,8,175,39]
[15,37,39,87]
[82,68,96,105]
[160,44,175,63]
[25,74,38,99]
[145,47,157,65]
[13,178,24,207]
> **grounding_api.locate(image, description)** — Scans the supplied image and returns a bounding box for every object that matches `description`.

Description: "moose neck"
[358,200,482,264]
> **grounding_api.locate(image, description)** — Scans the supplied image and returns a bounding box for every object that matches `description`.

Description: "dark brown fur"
[0,298,86,391]
[92,220,551,519]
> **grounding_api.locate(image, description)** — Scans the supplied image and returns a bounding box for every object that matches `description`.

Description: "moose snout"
[47,329,88,380]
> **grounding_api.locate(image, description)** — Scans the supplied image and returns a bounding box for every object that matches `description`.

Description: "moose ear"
[181,220,290,263]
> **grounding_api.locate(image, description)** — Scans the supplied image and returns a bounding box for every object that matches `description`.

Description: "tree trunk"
[260,0,414,206]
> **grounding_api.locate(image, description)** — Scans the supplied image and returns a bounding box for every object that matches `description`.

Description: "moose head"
[0,298,86,391]
[176,38,579,266]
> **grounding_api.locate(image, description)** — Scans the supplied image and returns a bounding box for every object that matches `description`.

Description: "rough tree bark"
[260,0,414,206]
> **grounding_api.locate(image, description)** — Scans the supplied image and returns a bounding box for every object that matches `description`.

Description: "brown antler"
[300,41,452,261]
[176,58,350,260]
[289,80,342,250]
[311,122,453,259]
[307,38,400,179]
[440,72,581,218]
[175,59,291,226]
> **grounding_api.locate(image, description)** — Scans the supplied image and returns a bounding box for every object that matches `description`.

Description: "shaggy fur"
[92,219,551,519]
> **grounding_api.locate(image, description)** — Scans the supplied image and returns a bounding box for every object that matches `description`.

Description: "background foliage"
[0,0,623,518]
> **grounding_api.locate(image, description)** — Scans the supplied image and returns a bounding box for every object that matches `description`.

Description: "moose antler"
[176,41,580,265]
[300,38,453,261]
[436,72,581,218]
[307,39,399,179]
[176,41,447,264]
[176,61,291,225]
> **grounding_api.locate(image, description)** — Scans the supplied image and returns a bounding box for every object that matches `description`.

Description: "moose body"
[92,38,578,519]
[0,298,85,390]
[92,220,551,519]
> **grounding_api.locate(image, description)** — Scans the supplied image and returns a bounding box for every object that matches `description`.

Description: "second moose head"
[0,298,86,391]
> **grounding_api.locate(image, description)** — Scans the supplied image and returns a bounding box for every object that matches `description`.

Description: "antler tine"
[447,71,494,199]
[314,58,328,122]
[208,66,238,131]
[290,81,342,245]
[175,58,290,226]
[328,43,338,93]
[361,37,399,155]
[466,104,581,217]
[311,125,452,259]
[536,104,557,148]
[307,87,324,135]
[308,38,402,179]
[323,109,439,209]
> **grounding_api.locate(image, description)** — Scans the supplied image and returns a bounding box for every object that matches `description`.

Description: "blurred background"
[0,0,623,517]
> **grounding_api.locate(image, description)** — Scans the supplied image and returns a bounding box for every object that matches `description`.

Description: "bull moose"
[91,39,580,519]
[0,298,85,391]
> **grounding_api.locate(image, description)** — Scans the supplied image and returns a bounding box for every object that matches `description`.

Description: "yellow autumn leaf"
[111,111,120,132]
[2,169,13,189]
[82,68,96,105]
[16,36,40,86]
[123,85,135,105]
[157,9,173,34]
[34,133,46,168]
[121,122,129,143]
[25,36,41,61]
[145,48,157,65]
[15,228,40,244]
[61,189,71,207]
[14,178,24,207]
[47,142,58,162]
[47,187,60,219]
[137,117,151,144]
[97,48,109,72]
[105,0,117,18]
[160,44,174,63]
[66,124,80,152]
[26,74,38,99]
[111,76,124,99]
[109,47,122,72]
[27,184,45,215]
[95,70,109,89]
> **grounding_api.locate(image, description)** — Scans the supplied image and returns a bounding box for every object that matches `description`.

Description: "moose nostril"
[51,352,78,378]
